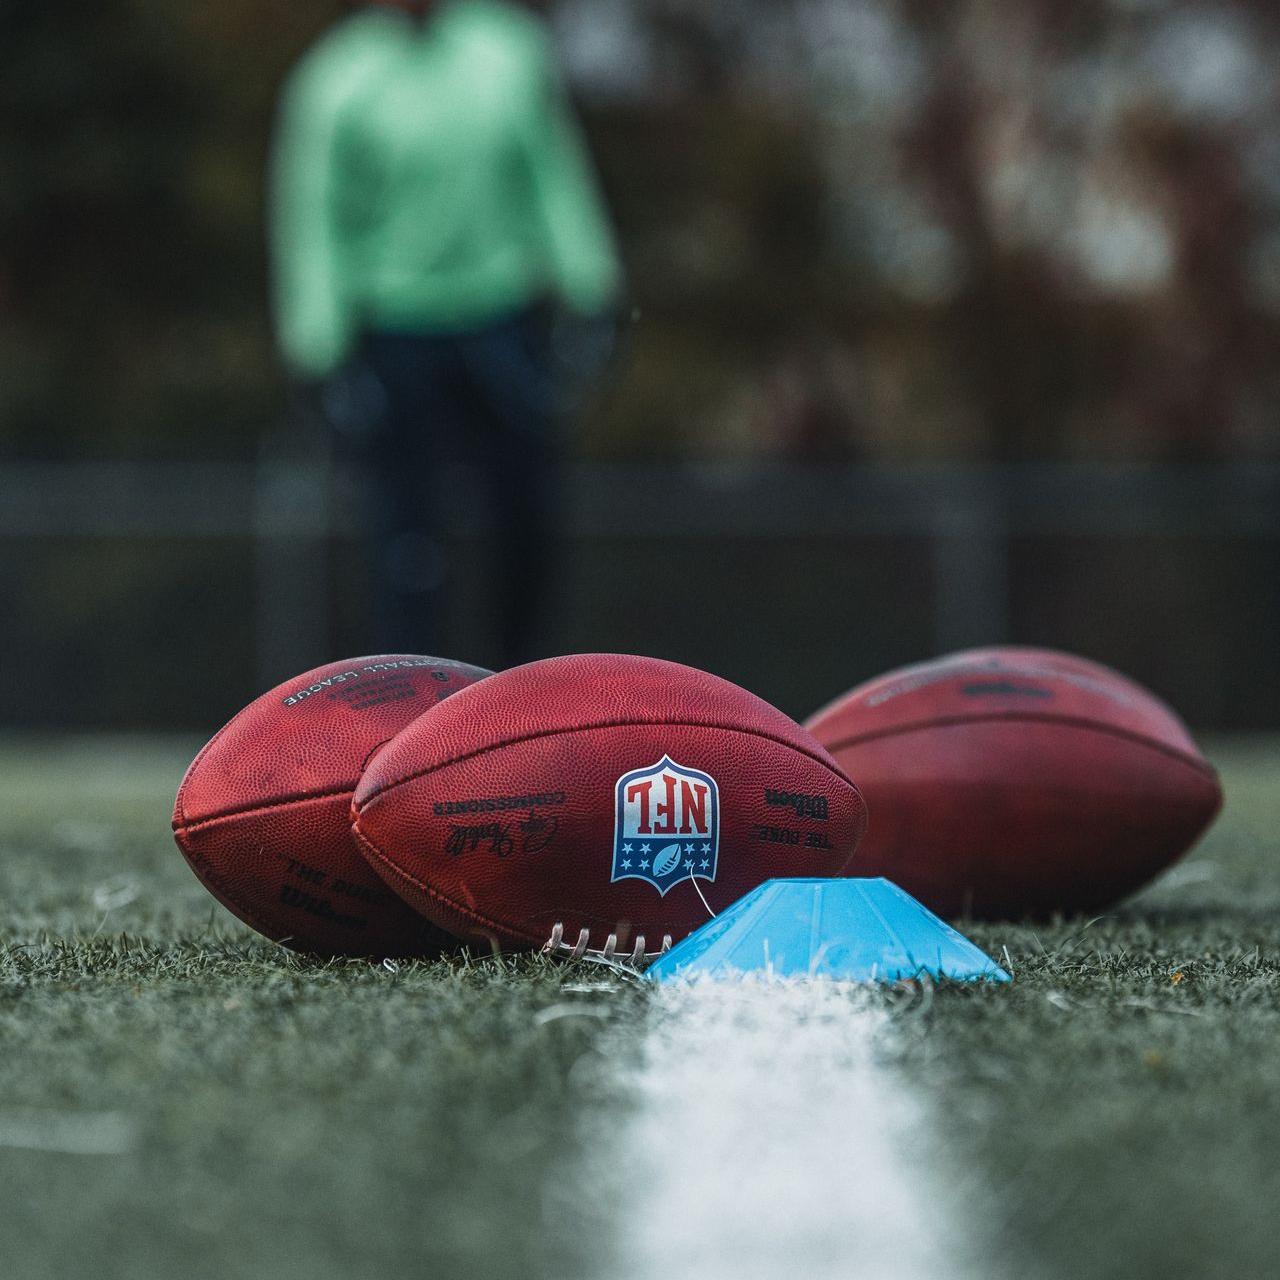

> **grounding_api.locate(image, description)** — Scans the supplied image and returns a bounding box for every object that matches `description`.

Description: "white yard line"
[610,980,961,1280]
[0,1109,137,1156]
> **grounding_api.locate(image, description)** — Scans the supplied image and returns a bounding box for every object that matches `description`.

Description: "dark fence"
[2,458,1277,729]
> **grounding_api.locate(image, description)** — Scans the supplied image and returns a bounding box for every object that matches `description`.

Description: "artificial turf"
[1,734,1277,1278]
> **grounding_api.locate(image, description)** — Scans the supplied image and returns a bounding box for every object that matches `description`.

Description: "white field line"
[0,1109,137,1155]
[610,980,961,1280]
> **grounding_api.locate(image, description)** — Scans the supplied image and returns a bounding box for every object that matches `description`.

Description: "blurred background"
[4,0,1280,729]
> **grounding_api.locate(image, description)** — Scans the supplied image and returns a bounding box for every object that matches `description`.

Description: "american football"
[172,654,490,956]
[806,647,1223,919]
[351,653,868,953]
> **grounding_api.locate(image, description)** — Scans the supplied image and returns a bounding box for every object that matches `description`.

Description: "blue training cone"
[645,877,1010,984]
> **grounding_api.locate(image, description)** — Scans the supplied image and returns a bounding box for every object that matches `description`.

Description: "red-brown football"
[806,647,1222,920]
[351,654,868,954]
[173,654,491,957]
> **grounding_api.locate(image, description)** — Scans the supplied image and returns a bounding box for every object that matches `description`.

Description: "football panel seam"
[818,711,1221,783]
[173,782,358,832]
[174,714,243,827]
[173,658,489,826]
[356,718,858,810]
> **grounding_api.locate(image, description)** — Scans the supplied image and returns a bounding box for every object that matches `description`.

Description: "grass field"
[2,734,1279,1279]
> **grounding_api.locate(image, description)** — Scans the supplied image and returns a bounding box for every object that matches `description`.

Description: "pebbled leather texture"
[352,654,868,952]
[173,654,491,957]
[805,647,1223,919]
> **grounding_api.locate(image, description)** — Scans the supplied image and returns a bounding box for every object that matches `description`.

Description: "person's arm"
[521,44,624,317]
[268,47,356,380]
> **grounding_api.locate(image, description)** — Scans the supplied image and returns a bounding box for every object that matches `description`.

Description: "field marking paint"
[611,980,959,1280]
[0,1109,137,1155]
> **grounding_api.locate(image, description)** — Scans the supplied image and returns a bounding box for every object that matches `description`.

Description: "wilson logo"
[764,789,829,821]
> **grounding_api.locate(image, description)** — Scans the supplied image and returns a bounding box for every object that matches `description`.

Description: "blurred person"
[270,0,623,665]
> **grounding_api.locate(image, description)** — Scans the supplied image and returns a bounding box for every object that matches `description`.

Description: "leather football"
[173,655,490,957]
[351,654,868,954]
[806,647,1223,919]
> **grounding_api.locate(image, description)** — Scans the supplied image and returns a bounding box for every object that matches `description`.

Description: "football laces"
[542,922,673,970]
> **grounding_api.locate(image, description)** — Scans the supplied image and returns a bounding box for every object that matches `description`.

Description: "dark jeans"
[353,311,562,668]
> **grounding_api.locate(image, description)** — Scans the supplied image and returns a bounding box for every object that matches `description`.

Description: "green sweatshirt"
[270,1,622,378]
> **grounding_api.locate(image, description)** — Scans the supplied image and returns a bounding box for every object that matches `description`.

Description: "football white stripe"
[608,980,962,1280]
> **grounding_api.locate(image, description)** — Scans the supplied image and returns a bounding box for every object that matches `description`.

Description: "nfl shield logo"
[612,756,720,896]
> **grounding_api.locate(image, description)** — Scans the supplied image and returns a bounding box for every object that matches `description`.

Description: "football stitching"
[356,718,859,811]
[819,711,1221,781]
